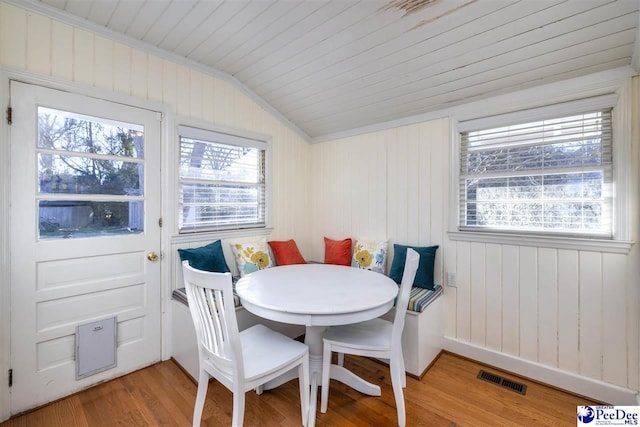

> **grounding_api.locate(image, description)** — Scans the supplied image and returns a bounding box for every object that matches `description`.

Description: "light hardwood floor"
[1,352,599,426]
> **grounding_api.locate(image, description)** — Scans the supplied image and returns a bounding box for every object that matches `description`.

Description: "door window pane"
[38,107,143,158]
[39,154,142,196]
[38,200,143,239]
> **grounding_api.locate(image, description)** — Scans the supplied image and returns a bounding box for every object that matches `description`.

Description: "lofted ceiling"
[21,0,640,140]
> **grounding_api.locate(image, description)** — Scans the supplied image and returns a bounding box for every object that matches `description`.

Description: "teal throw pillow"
[178,240,230,273]
[389,244,439,290]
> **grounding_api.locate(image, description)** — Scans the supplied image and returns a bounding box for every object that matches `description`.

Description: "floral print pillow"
[231,239,274,277]
[351,239,388,274]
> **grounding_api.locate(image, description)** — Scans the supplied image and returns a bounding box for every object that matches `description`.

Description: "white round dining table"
[235,263,398,427]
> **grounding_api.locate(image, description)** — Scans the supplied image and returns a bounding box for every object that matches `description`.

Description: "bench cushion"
[173,277,241,308]
[407,284,443,313]
[173,275,442,314]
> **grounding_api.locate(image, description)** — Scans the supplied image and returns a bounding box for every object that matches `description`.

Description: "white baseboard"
[443,337,638,405]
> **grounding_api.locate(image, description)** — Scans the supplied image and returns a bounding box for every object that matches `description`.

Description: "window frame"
[448,77,633,254]
[175,123,272,237]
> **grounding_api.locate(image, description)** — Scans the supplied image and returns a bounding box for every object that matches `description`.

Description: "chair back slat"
[182,261,243,378]
[392,248,420,342]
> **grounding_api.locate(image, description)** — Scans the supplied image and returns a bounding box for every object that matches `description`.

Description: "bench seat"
[382,284,444,378]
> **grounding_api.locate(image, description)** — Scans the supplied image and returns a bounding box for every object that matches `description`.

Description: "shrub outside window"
[178,126,268,233]
[459,108,613,238]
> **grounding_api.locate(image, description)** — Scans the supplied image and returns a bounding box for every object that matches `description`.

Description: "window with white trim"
[178,126,269,233]
[458,99,614,238]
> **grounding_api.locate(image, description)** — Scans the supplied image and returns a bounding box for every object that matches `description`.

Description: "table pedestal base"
[261,326,381,427]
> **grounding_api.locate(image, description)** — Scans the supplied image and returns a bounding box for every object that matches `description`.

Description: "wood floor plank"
[1,352,599,426]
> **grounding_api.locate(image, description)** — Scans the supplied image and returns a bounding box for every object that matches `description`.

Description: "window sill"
[447,231,633,254]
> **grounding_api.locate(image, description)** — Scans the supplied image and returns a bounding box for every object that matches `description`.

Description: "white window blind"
[459,108,613,238]
[178,128,267,233]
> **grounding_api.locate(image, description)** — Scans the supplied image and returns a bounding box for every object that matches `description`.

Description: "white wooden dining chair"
[320,248,420,427]
[182,261,310,427]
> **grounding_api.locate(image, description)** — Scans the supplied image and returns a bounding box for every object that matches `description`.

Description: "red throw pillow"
[268,239,307,265]
[324,237,352,266]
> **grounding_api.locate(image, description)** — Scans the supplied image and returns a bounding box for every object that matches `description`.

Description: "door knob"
[147,251,159,262]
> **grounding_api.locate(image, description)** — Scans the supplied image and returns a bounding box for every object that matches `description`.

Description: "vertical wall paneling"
[417,123,431,245]
[579,251,603,380]
[269,124,280,233]
[456,241,471,341]
[350,137,367,239]
[51,20,72,81]
[628,243,640,391]
[146,54,163,104]
[112,42,131,96]
[602,253,628,386]
[188,69,203,120]
[0,4,26,69]
[175,65,190,117]
[72,28,94,86]
[627,76,640,392]
[201,74,214,123]
[282,128,296,237]
[484,244,502,351]
[470,242,486,346]
[537,248,558,368]
[161,59,177,111]
[309,142,324,258]
[387,127,406,246]
[443,265,458,337]
[337,139,351,237]
[26,13,50,76]
[93,36,114,91]
[501,245,519,356]
[558,249,580,373]
[384,129,402,244]
[429,119,446,284]
[406,124,420,245]
[130,50,148,100]
[374,131,389,240]
[627,245,640,391]
[326,141,339,238]
[294,129,311,249]
[518,246,538,361]
[217,78,234,127]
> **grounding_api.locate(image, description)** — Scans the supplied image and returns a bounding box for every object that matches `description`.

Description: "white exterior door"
[9,82,162,414]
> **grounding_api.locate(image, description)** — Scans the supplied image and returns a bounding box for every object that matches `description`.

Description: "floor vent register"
[477,369,527,395]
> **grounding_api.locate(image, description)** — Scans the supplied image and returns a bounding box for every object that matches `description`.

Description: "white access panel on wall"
[76,317,117,380]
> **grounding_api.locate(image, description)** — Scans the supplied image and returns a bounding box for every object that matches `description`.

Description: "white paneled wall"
[309,118,449,278]
[0,3,312,251]
[310,97,640,396]
[310,123,436,264]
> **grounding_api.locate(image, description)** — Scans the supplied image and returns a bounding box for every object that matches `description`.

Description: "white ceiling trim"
[2,0,311,143]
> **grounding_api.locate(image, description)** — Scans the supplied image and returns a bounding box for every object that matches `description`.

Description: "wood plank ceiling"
[32,0,640,139]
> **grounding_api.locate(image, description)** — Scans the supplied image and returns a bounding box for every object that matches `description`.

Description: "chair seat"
[239,324,308,382]
[324,318,393,351]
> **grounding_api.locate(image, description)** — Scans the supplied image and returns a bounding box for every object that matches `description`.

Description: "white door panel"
[9,82,162,414]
